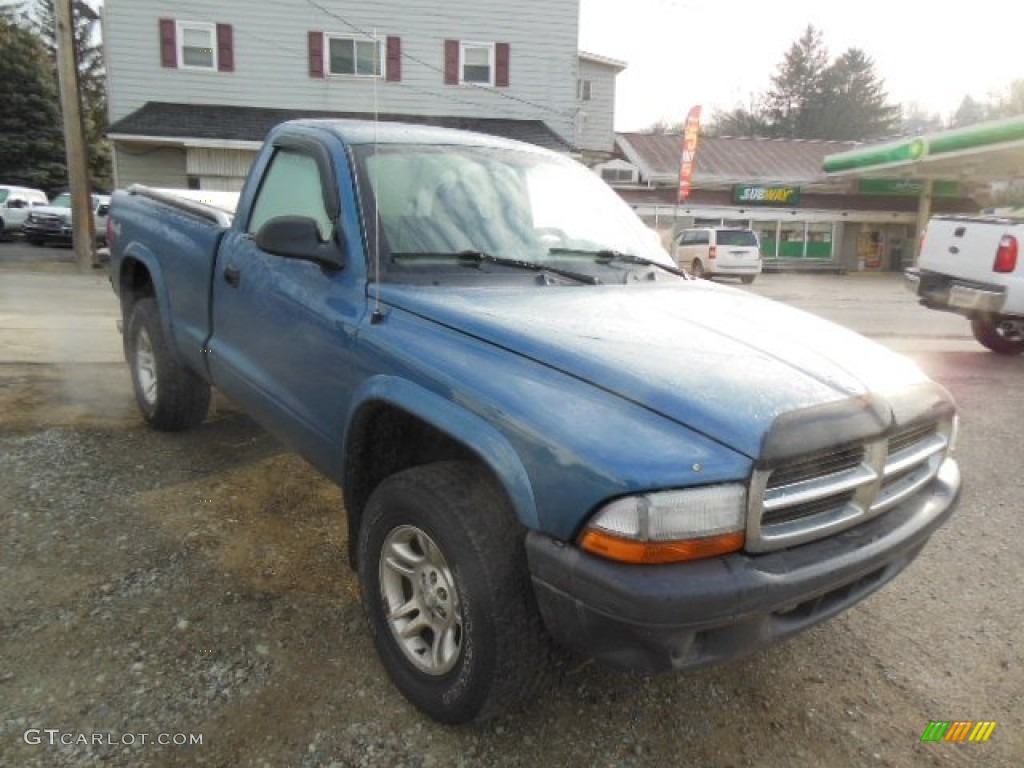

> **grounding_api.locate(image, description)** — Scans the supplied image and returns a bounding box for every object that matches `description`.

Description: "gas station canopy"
[822,115,1024,183]
[822,116,1024,246]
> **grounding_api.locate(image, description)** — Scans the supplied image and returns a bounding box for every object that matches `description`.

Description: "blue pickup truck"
[108,120,961,723]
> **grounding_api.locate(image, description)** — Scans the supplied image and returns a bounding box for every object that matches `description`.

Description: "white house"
[102,0,623,190]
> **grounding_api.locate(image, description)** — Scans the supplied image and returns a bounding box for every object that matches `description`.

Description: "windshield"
[51,193,72,208]
[353,143,673,279]
[717,230,758,247]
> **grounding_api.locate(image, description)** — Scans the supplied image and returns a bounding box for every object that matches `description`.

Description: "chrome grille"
[747,419,951,552]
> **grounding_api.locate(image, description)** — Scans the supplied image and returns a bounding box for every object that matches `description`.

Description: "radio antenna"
[370,27,383,323]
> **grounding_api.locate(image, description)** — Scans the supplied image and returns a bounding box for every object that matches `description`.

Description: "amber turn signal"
[579,528,744,564]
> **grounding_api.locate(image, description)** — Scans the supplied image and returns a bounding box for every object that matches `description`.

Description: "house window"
[578,79,592,101]
[461,42,494,85]
[327,35,383,77]
[600,168,633,183]
[178,21,217,70]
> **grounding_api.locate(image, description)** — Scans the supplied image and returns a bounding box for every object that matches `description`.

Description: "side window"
[247,149,334,241]
[698,232,711,245]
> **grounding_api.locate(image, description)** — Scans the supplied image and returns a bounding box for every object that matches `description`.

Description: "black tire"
[690,259,705,278]
[28,238,44,246]
[740,275,756,285]
[357,461,554,723]
[971,316,1024,355]
[126,298,211,430]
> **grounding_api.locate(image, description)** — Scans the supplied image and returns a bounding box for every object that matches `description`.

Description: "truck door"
[208,139,366,475]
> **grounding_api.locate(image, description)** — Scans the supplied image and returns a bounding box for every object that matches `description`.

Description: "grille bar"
[747,420,950,553]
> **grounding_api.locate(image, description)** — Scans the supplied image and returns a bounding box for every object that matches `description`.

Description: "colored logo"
[920,720,996,742]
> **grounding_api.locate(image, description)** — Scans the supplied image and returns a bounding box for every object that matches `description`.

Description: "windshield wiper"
[547,247,691,279]
[392,250,601,285]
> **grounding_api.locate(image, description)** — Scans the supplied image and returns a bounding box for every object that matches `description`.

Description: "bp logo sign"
[733,185,801,206]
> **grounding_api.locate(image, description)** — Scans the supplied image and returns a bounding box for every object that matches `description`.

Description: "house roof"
[616,132,860,186]
[107,102,574,153]
[578,51,628,71]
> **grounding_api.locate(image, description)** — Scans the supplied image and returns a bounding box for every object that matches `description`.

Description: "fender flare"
[343,375,540,530]
[118,242,175,349]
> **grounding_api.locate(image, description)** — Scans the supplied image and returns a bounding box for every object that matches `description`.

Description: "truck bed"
[109,186,230,381]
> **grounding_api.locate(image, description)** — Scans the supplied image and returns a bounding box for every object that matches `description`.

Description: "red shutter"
[159,19,177,68]
[308,31,324,78]
[386,36,401,82]
[444,40,459,84]
[216,24,234,72]
[495,43,510,87]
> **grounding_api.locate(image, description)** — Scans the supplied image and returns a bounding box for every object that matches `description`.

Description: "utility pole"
[55,0,95,270]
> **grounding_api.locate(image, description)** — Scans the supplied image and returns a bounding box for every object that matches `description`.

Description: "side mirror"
[254,215,345,269]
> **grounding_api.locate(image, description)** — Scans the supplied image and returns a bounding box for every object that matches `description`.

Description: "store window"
[755,222,779,259]
[778,224,805,258]
[806,222,833,259]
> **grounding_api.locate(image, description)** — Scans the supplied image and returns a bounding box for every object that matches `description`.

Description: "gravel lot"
[1,243,1021,767]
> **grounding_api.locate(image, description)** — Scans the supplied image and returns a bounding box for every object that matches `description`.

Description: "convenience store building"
[600,132,978,272]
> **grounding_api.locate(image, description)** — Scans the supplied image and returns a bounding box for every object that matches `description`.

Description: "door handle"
[224,265,241,286]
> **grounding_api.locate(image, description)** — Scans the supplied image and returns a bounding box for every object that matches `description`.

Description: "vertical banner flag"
[678,105,702,203]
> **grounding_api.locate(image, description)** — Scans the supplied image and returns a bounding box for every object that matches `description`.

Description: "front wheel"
[970,316,1024,355]
[126,298,211,429]
[357,461,555,723]
[740,275,756,285]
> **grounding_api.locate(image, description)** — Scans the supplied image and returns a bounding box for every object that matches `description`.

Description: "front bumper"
[527,458,960,672]
[22,221,72,241]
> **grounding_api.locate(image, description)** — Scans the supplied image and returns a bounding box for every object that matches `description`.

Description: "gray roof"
[617,132,861,186]
[107,102,574,153]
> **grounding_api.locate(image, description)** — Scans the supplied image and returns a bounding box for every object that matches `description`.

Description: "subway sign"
[733,185,801,206]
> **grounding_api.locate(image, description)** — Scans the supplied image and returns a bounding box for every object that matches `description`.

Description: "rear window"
[716,230,758,246]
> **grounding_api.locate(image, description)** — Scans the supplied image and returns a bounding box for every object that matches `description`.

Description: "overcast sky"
[579,0,1021,131]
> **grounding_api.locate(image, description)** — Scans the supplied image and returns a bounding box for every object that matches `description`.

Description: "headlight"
[578,485,746,564]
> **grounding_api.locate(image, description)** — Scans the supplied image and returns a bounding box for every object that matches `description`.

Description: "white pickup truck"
[906,214,1024,354]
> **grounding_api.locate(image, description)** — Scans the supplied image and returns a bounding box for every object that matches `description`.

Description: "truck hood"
[29,205,73,220]
[380,280,930,458]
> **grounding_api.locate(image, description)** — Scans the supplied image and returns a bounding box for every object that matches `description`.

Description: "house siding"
[104,0,579,146]
[576,58,617,154]
[113,144,188,189]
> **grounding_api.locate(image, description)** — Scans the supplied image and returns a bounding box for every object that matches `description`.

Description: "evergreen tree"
[816,48,900,140]
[0,16,67,190]
[705,28,902,141]
[26,0,111,189]
[763,25,829,138]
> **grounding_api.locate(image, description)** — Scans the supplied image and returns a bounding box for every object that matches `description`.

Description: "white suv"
[674,227,762,284]
[0,185,49,237]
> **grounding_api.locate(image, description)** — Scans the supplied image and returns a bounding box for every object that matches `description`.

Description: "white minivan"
[673,227,762,284]
[0,185,49,237]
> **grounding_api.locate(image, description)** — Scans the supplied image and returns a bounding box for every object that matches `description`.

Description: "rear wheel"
[690,259,705,279]
[357,461,554,723]
[740,275,756,285]
[126,298,211,429]
[971,316,1024,355]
